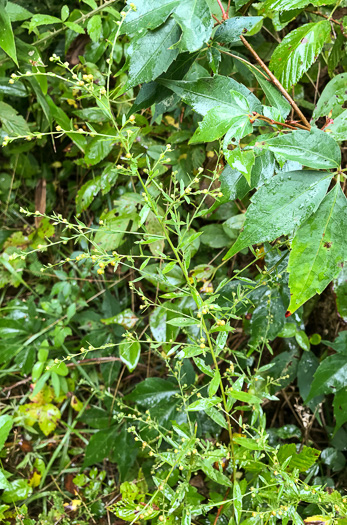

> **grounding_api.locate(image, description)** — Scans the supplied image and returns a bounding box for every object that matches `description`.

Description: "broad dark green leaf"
[307,355,347,401]
[269,21,330,88]
[122,0,179,34]
[125,18,181,90]
[76,178,101,214]
[160,75,262,115]
[126,377,179,405]
[0,2,18,65]
[110,426,138,481]
[214,16,262,43]
[83,426,119,468]
[172,0,213,52]
[327,110,347,142]
[224,170,331,259]
[288,184,347,313]
[333,387,347,432]
[0,101,30,136]
[266,128,341,170]
[334,267,347,322]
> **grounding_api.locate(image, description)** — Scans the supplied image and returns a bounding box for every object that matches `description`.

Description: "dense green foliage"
[0,0,346,524]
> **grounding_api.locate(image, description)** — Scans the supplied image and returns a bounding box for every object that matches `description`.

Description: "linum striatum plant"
[1,0,347,524]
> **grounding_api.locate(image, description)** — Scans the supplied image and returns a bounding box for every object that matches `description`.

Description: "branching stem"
[239,35,311,129]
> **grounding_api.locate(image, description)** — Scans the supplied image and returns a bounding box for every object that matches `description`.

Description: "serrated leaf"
[122,0,179,34]
[277,443,320,471]
[313,73,347,120]
[159,74,262,116]
[0,101,30,136]
[76,178,101,214]
[119,341,141,372]
[266,128,341,169]
[326,109,347,142]
[288,184,347,313]
[189,93,250,144]
[215,16,262,43]
[262,0,335,13]
[87,15,102,42]
[172,0,213,52]
[225,148,255,184]
[224,170,331,260]
[269,21,330,89]
[0,5,18,65]
[125,18,181,90]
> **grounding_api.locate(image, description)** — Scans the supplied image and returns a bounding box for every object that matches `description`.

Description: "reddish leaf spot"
[285,310,292,318]
[301,37,308,43]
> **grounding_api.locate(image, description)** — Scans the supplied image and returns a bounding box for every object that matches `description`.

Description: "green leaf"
[110,425,138,481]
[119,341,141,372]
[122,0,179,34]
[205,406,228,429]
[29,14,62,32]
[172,0,213,52]
[227,390,261,405]
[214,16,262,43]
[327,110,347,142]
[262,0,335,13]
[0,3,17,65]
[87,15,102,42]
[225,148,255,184]
[126,378,179,405]
[307,354,347,401]
[224,170,331,259]
[277,444,320,471]
[297,352,320,402]
[187,396,221,411]
[208,369,220,397]
[84,135,115,165]
[266,128,341,170]
[1,479,32,503]
[233,481,242,525]
[125,18,181,90]
[334,266,347,321]
[313,73,347,120]
[295,330,310,351]
[269,21,330,89]
[0,415,12,452]
[232,436,264,450]
[167,317,197,327]
[39,404,61,435]
[160,75,262,116]
[6,2,32,22]
[0,101,30,136]
[333,387,347,432]
[76,177,101,214]
[245,64,291,119]
[83,426,119,468]
[64,21,85,34]
[287,184,347,313]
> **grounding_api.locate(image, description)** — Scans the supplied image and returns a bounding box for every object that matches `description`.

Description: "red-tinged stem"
[216,0,228,20]
[240,34,311,129]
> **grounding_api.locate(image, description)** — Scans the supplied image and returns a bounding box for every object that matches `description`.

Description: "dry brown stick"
[239,35,311,129]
